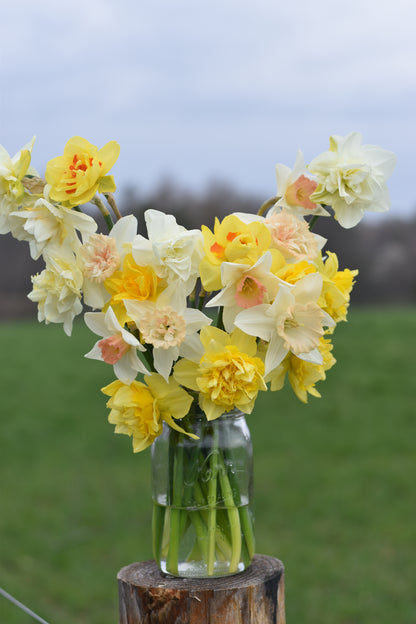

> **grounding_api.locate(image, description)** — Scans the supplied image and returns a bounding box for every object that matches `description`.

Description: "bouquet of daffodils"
[0,133,396,576]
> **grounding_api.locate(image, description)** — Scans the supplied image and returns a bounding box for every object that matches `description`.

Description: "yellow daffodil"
[45,136,120,207]
[174,326,266,421]
[316,252,358,323]
[200,214,271,291]
[103,253,161,325]
[102,374,195,452]
[267,336,336,402]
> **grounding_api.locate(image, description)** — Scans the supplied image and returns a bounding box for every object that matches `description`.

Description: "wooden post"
[117,554,285,623]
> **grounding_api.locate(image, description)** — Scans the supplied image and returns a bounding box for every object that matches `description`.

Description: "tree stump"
[117,554,285,623]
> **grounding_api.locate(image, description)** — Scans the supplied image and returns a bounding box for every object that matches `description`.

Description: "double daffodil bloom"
[45,136,120,207]
[174,326,266,421]
[309,132,396,228]
[125,282,212,381]
[102,374,196,452]
[200,214,272,291]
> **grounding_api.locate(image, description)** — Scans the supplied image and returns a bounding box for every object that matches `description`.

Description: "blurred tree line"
[1,179,415,320]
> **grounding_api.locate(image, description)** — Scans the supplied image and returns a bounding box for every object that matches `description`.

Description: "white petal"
[84,312,110,337]
[145,209,183,241]
[179,334,204,362]
[183,308,212,334]
[110,215,138,253]
[124,299,155,325]
[296,347,323,365]
[234,304,275,341]
[265,334,288,375]
[84,342,104,361]
[82,279,108,310]
[292,273,323,304]
[153,347,176,381]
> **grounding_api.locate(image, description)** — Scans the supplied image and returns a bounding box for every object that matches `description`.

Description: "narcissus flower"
[234,273,335,374]
[174,326,266,421]
[308,132,396,228]
[10,196,97,260]
[264,210,326,262]
[102,374,195,452]
[205,252,283,332]
[267,336,336,402]
[0,137,37,234]
[45,136,120,207]
[84,306,149,384]
[80,214,138,310]
[272,151,329,218]
[316,252,358,323]
[200,214,272,291]
[125,282,211,381]
[132,209,204,293]
[28,241,83,336]
[103,252,161,325]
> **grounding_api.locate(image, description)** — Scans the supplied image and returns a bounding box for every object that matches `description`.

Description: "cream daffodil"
[28,240,83,336]
[0,137,38,234]
[264,210,326,262]
[234,273,335,375]
[10,196,97,260]
[84,306,149,384]
[205,252,283,332]
[80,214,138,309]
[272,150,329,218]
[132,209,204,293]
[308,132,396,228]
[125,282,212,381]
[102,374,196,453]
[173,326,266,421]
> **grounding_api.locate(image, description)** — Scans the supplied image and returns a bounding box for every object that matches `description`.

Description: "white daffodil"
[10,196,97,260]
[28,240,83,336]
[272,150,329,219]
[132,209,204,293]
[308,132,397,228]
[125,281,212,381]
[84,306,149,384]
[206,252,281,332]
[234,273,335,375]
[79,214,138,309]
[0,137,38,234]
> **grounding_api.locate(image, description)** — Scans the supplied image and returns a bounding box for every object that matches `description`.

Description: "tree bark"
[118,554,285,623]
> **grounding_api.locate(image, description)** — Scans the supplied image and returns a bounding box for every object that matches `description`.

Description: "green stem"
[90,195,114,231]
[217,453,241,573]
[198,287,207,311]
[152,503,166,567]
[104,193,122,221]
[215,306,224,331]
[224,447,255,559]
[166,433,184,575]
[308,215,320,231]
[207,429,219,575]
[258,195,280,216]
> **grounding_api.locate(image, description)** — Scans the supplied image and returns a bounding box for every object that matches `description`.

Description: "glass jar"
[151,406,254,578]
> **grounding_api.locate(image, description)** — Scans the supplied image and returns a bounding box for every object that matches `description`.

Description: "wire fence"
[0,587,51,624]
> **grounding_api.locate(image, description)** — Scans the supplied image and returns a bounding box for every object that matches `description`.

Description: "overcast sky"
[1,0,415,219]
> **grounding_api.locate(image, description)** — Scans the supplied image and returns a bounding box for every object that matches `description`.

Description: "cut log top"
[118,554,285,624]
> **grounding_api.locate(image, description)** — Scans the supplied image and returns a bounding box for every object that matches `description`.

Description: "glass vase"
[151,405,255,578]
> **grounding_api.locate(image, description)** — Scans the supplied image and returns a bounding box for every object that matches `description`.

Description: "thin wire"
[0,587,51,624]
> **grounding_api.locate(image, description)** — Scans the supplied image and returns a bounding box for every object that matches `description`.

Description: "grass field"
[0,309,415,623]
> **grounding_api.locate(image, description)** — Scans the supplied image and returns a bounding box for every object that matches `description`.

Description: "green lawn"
[1,309,415,623]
